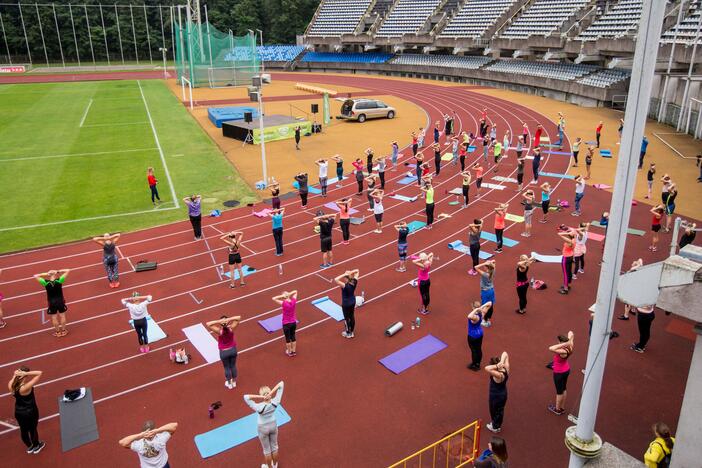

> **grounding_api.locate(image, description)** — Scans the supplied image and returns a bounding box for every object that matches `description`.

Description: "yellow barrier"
[295,82,338,97]
[388,419,482,468]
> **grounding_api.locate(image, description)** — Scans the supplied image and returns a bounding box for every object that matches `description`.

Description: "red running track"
[0,72,696,467]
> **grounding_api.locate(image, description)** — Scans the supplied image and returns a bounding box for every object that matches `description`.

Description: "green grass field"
[0,80,256,253]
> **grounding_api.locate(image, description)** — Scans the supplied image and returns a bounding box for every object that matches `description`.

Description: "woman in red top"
[533,125,543,149]
[493,203,507,253]
[595,121,603,148]
[558,230,576,294]
[649,205,665,252]
[411,132,418,156]
[352,159,364,195]
[147,167,160,205]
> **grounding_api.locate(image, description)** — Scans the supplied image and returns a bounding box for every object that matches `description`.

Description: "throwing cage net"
[174,18,259,88]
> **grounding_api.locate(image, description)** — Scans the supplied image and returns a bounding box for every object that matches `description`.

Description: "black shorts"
[652,224,661,232]
[228,252,242,265]
[374,213,383,222]
[542,200,550,214]
[476,178,483,188]
[553,370,570,395]
[47,302,67,315]
[321,236,332,253]
[462,185,469,196]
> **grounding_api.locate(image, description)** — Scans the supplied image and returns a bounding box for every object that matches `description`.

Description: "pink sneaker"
[139,346,145,353]
[144,345,150,352]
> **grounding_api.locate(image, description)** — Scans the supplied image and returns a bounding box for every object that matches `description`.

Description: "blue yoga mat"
[447,240,492,259]
[468,145,476,153]
[544,150,572,156]
[540,172,575,180]
[292,181,322,194]
[600,149,612,158]
[194,406,292,458]
[311,296,344,321]
[407,220,426,233]
[223,265,256,280]
[379,334,448,374]
[480,231,519,247]
[258,314,299,333]
[397,176,416,185]
[129,315,167,343]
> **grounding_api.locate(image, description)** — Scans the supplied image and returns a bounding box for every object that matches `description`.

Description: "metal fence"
[0,2,178,67]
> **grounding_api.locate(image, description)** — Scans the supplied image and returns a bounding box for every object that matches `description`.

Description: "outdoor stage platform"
[222,114,312,144]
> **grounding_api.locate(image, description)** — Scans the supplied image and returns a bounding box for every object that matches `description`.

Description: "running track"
[0,72,696,467]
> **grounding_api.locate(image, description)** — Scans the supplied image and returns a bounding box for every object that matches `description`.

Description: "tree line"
[0,0,319,65]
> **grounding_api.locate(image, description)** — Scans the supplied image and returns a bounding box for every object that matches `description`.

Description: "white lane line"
[0,148,158,163]
[240,243,257,255]
[116,246,135,271]
[79,98,93,127]
[137,80,179,209]
[0,420,18,429]
[82,121,149,128]
[201,235,222,281]
[0,206,179,233]
[189,292,203,304]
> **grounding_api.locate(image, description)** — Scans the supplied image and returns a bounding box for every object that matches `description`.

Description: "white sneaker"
[486,422,501,433]
[341,331,349,338]
[225,381,232,389]
[231,381,236,388]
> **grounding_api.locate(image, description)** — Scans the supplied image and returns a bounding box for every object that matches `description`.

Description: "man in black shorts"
[314,213,337,268]
[34,269,71,337]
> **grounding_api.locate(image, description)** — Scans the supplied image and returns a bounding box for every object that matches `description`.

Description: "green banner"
[323,93,330,125]
[253,121,312,144]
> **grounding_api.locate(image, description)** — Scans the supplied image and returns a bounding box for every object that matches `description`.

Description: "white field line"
[78,98,93,127]
[0,148,158,163]
[116,246,135,271]
[137,80,179,209]
[0,420,18,429]
[0,205,178,233]
[82,121,149,128]
[652,132,694,159]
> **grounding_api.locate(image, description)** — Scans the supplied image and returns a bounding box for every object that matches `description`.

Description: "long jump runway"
[0,73,695,467]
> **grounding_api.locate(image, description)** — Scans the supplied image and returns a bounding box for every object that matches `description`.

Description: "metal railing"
[388,419,481,468]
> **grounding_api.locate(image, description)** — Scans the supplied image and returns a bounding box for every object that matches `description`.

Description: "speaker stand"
[242,130,254,147]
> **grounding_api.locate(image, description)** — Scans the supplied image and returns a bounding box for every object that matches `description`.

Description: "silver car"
[339,99,396,123]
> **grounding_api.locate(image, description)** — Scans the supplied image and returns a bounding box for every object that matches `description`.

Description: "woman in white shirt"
[244,381,285,468]
[119,420,177,468]
[315,158,328,197]
[121,293,153,353]
[371,189,384,233]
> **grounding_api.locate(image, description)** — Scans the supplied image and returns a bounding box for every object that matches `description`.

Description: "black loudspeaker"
[244,112,253,123]
[311,103,319,114]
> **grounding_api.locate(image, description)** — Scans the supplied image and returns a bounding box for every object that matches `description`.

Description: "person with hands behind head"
[244,381,285,468]
[206,315,241,389]
[121,292,153,353]
[271,208,285,256]
[183,194,202,240]
[335,270,360,338]
[269,181,281,210]
[34,269,71,337]
[315,158,329,197]
[294,172,309,207]
[336,198,352,244]
[485,351,510,433]
[467,301,491,371]
[221,231,245,288]
[273,290,298,356]
[314,212,337,268]
[548,331,574,415]
[9,366,44,454]
[460,170,472,207]
[119,420,178,468]
[476,260,496,327]
[331,154,344,187]
[92,232,121,288]
[413,252,434,315]
[395,222,410,272]
[371,189,385,233]
[515,255,535,315]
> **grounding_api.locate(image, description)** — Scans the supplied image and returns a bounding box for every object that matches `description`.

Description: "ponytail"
[653,422,674,451]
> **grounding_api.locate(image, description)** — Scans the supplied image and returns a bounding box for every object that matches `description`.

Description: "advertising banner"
[253,120,311,144]
[0,66,26,73]
[323,92,330,125]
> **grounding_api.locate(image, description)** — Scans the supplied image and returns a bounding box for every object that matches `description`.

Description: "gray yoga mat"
[59,388,99,452]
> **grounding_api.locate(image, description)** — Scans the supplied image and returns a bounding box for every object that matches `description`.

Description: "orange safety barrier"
[295,82,338,96]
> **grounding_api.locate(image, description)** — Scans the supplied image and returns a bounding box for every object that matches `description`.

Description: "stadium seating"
[576,0,643,40]
[376,0,442,37]
[440,0,517,38]
[661,7,702,44]
[224,45,305,62]
[301,52,393,63]
[391,54,493,69]
[500,0,589,39]
[576,68,631,88]
[307,0,372,36]
[485,59,596,80]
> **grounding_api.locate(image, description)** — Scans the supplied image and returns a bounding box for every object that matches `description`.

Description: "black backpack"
[654,441,672,468]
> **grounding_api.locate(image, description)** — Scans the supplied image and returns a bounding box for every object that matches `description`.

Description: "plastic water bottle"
[278,264,283,275]
[361,291,366,301]
[530,277,535,286]
[415,317,421,328]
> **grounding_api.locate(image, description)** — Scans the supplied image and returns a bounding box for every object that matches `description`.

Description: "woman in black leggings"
[632,305,656,353]
[413,252,434,315]
[336,199,352,244]
[467,220,482,275]
[460,171,472,207]
[335,269,359,338]
[9,367,45,453]
[515,255,535,315]
[485,351,509,433]
[352,159,364,195]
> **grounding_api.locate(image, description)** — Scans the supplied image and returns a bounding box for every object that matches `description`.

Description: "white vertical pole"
[51,3,65,67]
[98,4,108,66]
[677,11,702,131]
[258,87,267,184]
[158,6,166,53]
[84,4,95,66]
[566,0,666,465]
[18,3,32,64]
[204,5,213,69]
[170,6,176,63]
[68,4,80,66]
[35,3,49,66]
[0,12,11,64]
[658,0,685,122]
[114,4,124,64]
[143,4,152,63]
[129,4,138,63]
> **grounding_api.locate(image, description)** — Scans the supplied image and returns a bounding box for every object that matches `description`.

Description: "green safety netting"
[175,21,259,88]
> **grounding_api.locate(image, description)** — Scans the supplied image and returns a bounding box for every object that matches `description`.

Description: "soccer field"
[0,79,255,253]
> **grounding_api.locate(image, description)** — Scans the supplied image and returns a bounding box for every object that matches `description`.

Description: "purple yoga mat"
[258,314,299,333]
[324,202,358,215]
[379,334,448,374]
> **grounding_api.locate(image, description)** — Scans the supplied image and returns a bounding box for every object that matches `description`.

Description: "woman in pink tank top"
[412,252,434,315]
[206,315,241,389]
[548,331,574,415]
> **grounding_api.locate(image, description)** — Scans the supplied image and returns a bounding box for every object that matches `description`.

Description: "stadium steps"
[492,0,535,37]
